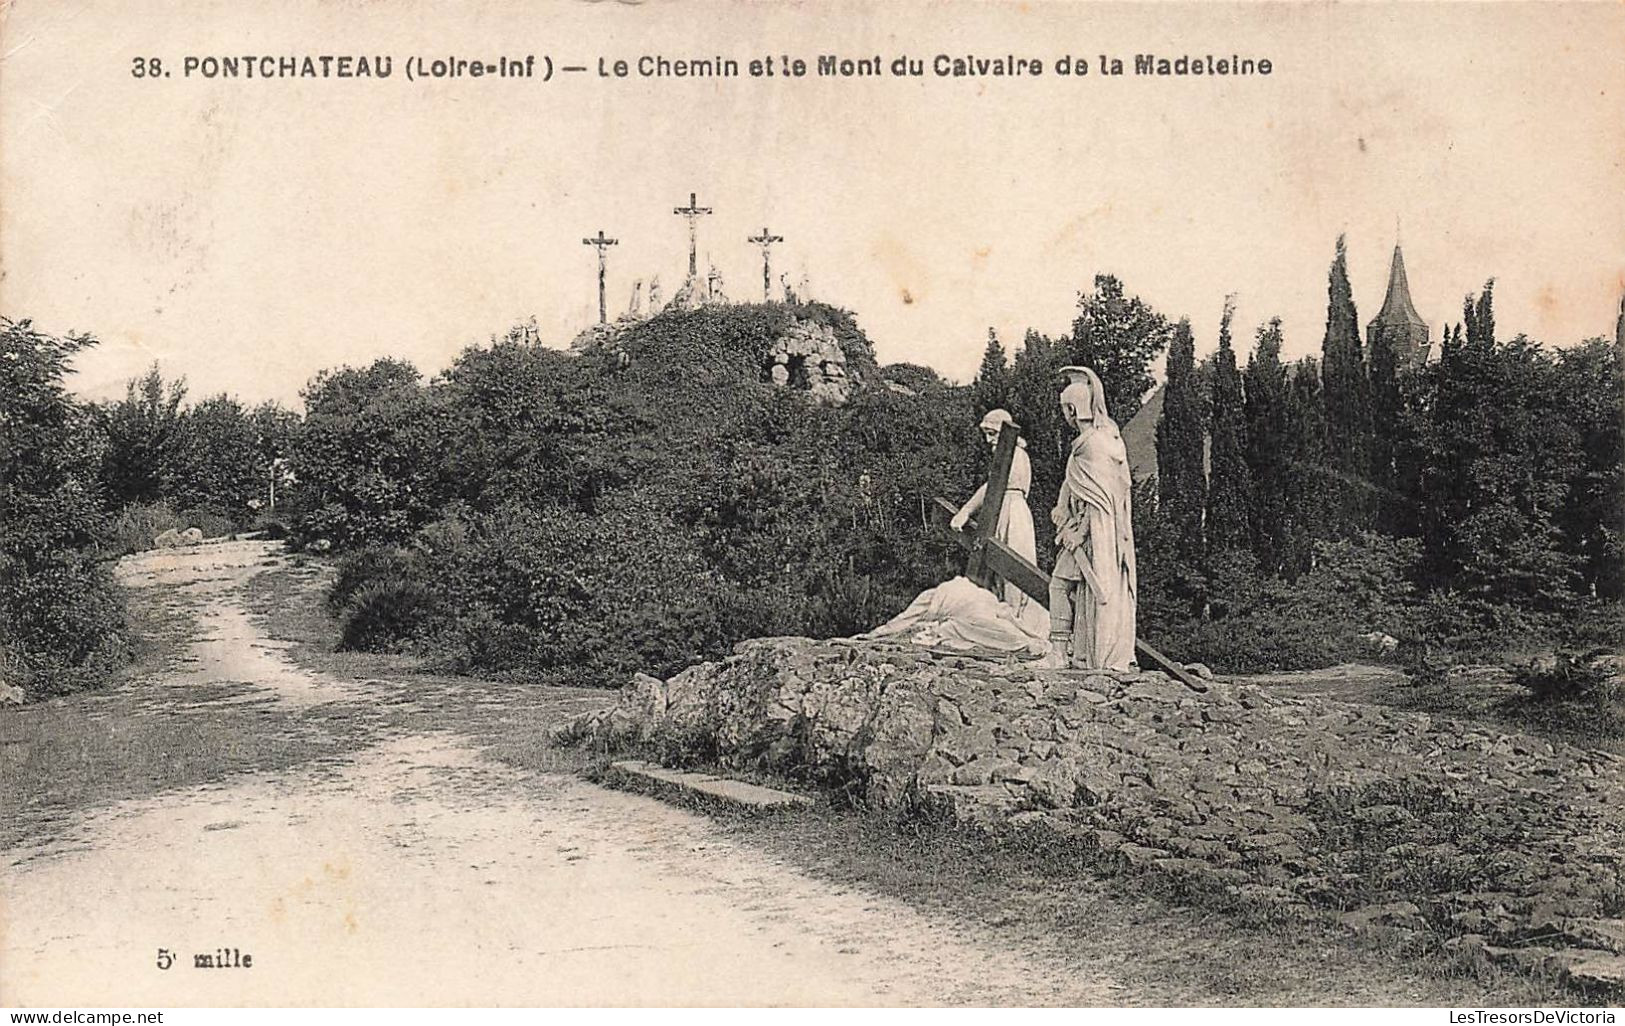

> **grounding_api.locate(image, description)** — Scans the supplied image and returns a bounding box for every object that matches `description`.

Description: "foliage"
[1512,650,1622,706]
[0,319,128,698]
[290,358,453,546]
[1243,318,1292,573]
[1156,318,1205,563]
[1067,274,1172,421]
[972,328,1010,415]
[1204,297,1252,555]
[1407,290,1585,610]
[322,304,981,685]
[1319,235,1373,534]
[95,364,186,507]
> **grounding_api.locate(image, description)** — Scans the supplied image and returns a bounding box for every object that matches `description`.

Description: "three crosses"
[584,191,784,320]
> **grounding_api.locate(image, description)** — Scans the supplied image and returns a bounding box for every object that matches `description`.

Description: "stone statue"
[1038,366,1137,671]
[949,409,1047,637]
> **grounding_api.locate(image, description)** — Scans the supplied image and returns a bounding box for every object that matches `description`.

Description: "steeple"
[1367,242,1430,365]
[1378,244,1425,328]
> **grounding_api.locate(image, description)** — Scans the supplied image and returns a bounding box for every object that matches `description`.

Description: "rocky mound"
[555,636,1625,991]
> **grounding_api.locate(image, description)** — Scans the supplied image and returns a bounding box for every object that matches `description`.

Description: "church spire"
[1366,240,1430,365]
[1377,243,1425,328]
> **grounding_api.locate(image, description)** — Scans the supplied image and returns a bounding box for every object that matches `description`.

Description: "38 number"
[131,57,165,78]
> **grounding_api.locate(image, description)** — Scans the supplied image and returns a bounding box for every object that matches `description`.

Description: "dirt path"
[2,542,1122,1006]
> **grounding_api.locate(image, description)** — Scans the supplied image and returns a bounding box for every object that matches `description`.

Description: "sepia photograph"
[2,0,1623,1014]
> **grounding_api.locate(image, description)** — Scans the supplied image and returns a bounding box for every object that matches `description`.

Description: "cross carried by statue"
[934,421,1205,692]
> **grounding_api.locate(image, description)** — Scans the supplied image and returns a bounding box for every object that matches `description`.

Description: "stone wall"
[555,636,1625,989]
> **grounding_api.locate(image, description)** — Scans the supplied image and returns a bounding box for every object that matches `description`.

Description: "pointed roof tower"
[1378,244,1426,329]
[1367,242,1430,365]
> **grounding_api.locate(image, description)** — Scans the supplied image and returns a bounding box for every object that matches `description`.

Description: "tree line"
[4,242,1620,698]
[973,239,1622,663]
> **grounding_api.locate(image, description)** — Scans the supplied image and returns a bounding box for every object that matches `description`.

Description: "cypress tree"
[1368,314,1403,535]
[1320,235,1374,534]
[1244,317,1291,572]
[1282,357,1332,576]
[1156,317,1206,562]
[972,327,1011,415]
[1007,329,1065,527]
[1205,297,1252,554]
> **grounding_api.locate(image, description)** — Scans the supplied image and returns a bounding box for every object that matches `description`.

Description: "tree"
[1319,236,1373,533]
[291,358,452,546]
[1368,303,1403,534]
[0,319,127,697]
[1413,284,1582,608]
[1006,329,1067,533]
[1156,317,1205,562]
[972,328,1011,415]
[165,395,265,519]
[1281,358,1333,576]
[1205,297,1252,554]
[1244,318,1291,572]
[1068,274,1173,422]
[1551,337,1625,599]
[96,364,186,506]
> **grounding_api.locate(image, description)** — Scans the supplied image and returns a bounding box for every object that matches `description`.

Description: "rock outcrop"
[556,636,1625,990]
[766,320,852,403]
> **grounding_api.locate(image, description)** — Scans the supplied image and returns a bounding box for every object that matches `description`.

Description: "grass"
[1244,663,1625,756]
[4,548,1587,1006]
[590,751,1577,1006]
[249,556,1593,1006]
[0,579,357,849]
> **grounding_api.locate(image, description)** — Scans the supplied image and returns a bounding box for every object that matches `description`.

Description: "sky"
[2,0,1622,407]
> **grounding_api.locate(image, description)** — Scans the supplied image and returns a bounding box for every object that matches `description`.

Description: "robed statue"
[1039,366,1137,671]
[948,409,1048,638]
[861,409,1050,657]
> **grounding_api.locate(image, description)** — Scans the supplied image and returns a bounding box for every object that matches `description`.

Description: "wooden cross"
[748,227,784,301]
[673,191,713,280]
[934,423,1205,692]
[582,230,618,324]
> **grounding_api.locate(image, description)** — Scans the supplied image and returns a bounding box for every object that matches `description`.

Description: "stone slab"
[609,760,814,811]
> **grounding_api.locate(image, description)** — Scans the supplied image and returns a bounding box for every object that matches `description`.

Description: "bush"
[1513,650,1623,705]
[100,500,189,556]
[2,319,130,699]
[0,553,129,698]
[339,578,437,652]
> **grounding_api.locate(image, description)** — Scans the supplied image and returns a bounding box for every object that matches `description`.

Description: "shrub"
[100,500,189,556]
[2,319,130,699]
[328,545,421,613]
[339,578,437,652]
[1513,650,1622,705]
[0,553,129,698]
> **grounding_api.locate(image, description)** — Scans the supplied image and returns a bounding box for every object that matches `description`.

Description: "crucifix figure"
[582,230,618,324]
[673,191,713,280]
[748,227,784,301]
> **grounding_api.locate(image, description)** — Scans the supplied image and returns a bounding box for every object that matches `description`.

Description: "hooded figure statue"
[948,408,1047,637]
[1037,367,1137,671]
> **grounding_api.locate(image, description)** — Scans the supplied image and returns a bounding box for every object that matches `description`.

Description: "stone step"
[608,760,814,812]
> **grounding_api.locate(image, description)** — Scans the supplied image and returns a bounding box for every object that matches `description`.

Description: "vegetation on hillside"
[4,248,1620,697]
